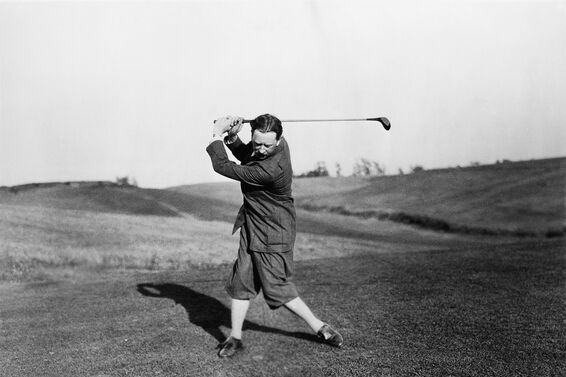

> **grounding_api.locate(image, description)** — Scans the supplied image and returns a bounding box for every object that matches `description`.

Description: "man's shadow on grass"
[136,283,318,344]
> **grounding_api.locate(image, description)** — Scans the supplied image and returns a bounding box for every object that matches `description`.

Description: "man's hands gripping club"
[213,116,244,141]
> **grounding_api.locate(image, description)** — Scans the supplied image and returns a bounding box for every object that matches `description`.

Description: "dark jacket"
[206,136,296,253]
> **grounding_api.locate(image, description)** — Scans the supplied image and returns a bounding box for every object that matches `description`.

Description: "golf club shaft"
[243,118,376,123]
[215,116,391,130]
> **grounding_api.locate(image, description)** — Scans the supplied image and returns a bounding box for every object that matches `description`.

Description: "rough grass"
[0,203,235,281]
[1,203,441,282]
[1,240,564,376]
[300,203,566,238]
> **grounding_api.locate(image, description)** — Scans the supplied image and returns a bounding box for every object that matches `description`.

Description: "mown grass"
[1,240,564,376]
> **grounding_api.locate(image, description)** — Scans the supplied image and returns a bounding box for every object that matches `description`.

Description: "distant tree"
[296,161,329,178]
[116,176,128,186]
[375,162,385,176]
[115,176,137,187]
[410,165,424,173]
[352,159,386,176]
[398,168,404,175]
[335,163,342,177]
[352,159,370,176]
[469,161,481,167]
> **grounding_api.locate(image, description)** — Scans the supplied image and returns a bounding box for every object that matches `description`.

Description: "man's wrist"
[224,135,238,145]
[208,134,224,145]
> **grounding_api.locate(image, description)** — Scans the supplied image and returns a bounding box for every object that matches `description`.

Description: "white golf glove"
[213,116,233,138]
[227,117,244,141]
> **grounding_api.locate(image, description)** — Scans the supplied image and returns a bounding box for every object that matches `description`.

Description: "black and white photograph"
[1,1,564,376]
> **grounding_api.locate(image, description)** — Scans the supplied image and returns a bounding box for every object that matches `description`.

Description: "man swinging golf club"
[206,114,343,358]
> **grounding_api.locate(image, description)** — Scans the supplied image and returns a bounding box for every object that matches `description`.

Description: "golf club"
[280,117,391,131]
[215,117,391,131]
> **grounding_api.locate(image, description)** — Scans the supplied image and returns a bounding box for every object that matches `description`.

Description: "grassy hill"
[298,158,565,233]
[172,157,566,237]
[0,182,237,222]
[1,157,564,238]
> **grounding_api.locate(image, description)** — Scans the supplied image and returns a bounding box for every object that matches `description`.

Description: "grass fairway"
[2,239,564,377]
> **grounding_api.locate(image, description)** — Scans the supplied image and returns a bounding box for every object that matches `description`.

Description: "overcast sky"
[1,0,565,188]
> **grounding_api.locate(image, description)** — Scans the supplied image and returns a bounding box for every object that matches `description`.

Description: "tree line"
[295,160,425,178]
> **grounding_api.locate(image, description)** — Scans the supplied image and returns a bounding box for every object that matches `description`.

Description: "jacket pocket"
[267,212,293,250]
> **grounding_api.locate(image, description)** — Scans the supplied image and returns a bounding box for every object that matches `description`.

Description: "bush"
[115,176,138,187]
[352,159,386,176]
[296,162,329,178]
[410,165,424,173]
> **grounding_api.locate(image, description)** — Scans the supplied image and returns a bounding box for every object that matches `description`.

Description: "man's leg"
[218,298,249,357]
[284,297,324,333]
[253,251,344,347]
[219,227,257,357]
[285,297,343,347]
[230,298,250,339]
[250,252,324,333]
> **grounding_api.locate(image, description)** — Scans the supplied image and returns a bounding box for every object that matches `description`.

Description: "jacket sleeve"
[225,136,252,163]
[206,140,275,186]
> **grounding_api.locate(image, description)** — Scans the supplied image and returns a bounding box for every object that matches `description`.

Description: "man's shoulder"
[266,138,292,176]
[271,138,291,161]
[279,136,290,150]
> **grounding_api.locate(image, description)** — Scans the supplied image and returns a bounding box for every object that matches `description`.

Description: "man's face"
[252,130,279,159]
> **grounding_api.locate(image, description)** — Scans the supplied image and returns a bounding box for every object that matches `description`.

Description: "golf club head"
[368,117,391,130]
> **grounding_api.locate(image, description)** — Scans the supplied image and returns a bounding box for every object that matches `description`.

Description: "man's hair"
[250,114,283,140]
